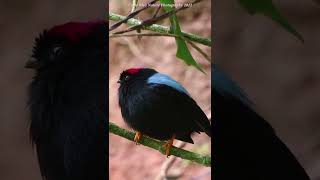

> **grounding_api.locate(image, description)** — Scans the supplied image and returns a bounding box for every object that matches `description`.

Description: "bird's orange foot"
[134,131,142,145]
[162,134,176,157]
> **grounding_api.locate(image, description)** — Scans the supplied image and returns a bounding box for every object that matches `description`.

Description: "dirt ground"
[109,0,212,180]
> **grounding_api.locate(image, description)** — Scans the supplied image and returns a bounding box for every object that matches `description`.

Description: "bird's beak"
[25,58,42,69]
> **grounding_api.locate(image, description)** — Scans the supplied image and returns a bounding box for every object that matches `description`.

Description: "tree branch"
[131,0,139,13]
[109,122,211,167]
[109,33,211,62]
[109,0,159,31]
[108,12,212,47]
[111,0,202,35]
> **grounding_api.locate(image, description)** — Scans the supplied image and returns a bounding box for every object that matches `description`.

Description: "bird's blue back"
[212,64,252,107]
[147,73,190,95]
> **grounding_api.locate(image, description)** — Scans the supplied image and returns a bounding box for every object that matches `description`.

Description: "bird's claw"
[162,142,172,158]
[163,134,176,157]
[134,131,142,145]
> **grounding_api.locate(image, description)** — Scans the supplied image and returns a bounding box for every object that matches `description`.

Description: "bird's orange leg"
[134,131,142,144]
[162,134,176,157]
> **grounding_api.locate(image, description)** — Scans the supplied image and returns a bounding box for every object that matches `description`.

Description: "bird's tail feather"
[196,118,212,137]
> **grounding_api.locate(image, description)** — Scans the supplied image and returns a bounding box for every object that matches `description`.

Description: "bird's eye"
[49,46,63,61]
[53,46,62,55]
[124,75,130,81]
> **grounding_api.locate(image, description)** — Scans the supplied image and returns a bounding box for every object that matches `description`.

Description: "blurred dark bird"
[26,21,108,180]
[212,64,310,180]
[118,68,211,156]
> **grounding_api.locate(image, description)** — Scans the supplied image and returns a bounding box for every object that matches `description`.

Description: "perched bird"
[26,21,108,180]
[118,68,211,156]
[212,64,310,180]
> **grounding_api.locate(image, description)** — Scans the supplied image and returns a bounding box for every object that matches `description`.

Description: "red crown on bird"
[125,68,142,75]
[48,21,105,41]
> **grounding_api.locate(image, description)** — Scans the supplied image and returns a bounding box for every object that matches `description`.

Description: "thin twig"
[109,0,159,31]
[131,0,139,13]
[109,32,178,38]
[113,0,203,35]
[109,12,212,47]
[109,122,211,167]
[185,39,211,62]
[109,33,211,62]
[155,141,187,180]
[153,3,162,18]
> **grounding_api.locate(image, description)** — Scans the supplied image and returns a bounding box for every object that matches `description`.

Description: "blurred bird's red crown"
[125,68,142,74]
[48,21,105,41]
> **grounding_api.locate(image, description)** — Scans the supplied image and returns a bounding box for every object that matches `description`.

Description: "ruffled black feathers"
[27,21,108,180]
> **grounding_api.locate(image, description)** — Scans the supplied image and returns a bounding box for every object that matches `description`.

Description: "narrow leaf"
[238,0,304,42]
[160,0,205,73]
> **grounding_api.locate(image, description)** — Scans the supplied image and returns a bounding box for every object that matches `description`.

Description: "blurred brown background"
[214,1,320,180]
[109,0,211,180]
[0,1,106,180]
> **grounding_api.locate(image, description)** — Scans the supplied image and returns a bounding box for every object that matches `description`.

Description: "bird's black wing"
[126,83,211,142]
[30,95,108,180]
[35,133,66,180]
[213,89,310,180]
[58,54,108,180]
[61,105,107,180]
[152,84,211,136]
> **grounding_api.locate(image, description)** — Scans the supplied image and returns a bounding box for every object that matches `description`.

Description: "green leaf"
[160,0,205,73]
[238,0,304,42]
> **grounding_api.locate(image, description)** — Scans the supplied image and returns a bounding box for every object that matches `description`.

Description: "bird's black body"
[27,21,108,180]
[212,65,310,180]
[118,68,211,143]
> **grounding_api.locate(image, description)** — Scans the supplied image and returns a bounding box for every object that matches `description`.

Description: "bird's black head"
[27,21,108,145]
[118,68,157,85]
[26,21,107,71]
